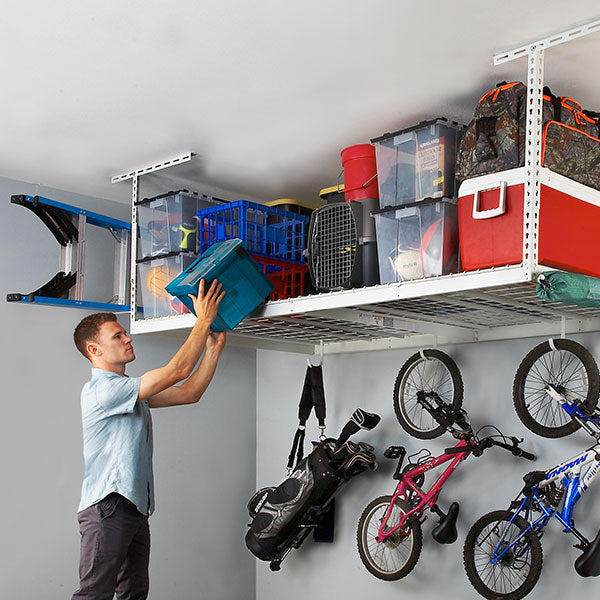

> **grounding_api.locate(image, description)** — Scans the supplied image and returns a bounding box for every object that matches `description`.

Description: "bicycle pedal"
[384,445,405,459]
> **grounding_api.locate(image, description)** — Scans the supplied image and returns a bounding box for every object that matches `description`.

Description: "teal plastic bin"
[165,239,274,331]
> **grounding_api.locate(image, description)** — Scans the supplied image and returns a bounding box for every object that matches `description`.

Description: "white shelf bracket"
[111,152,194,183]
[494,20,600,65]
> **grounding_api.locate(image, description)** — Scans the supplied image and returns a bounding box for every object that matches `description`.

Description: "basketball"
[420,217,458,277]
[389,247,423,281]
[146,265,171,299]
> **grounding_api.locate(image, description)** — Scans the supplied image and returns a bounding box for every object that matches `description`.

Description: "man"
[71,279,226,600]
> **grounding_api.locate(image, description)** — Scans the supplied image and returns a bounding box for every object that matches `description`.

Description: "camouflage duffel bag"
[541,94,600,190]
[543,120,600,190]
[456,82,554,181]
[457,82,600,190]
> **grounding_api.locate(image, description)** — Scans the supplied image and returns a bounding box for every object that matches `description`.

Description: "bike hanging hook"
[307,339,325,368]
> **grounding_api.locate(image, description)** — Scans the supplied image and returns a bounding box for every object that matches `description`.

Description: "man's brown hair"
[73,312,117,359]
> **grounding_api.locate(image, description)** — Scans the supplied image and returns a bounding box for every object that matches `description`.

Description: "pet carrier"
[304,199,379,292]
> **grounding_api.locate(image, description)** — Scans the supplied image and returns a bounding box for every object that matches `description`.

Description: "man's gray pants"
[72,493,150,600]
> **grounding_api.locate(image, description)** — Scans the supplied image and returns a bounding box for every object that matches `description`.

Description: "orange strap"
[479,84,597,126]
[560,97,596,126]
[479,82,521,104]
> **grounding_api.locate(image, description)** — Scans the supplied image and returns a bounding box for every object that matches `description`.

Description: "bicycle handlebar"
[444,445,471,455]
[516,448,536,460]
[492,438,536,461]
[444,436,535,460]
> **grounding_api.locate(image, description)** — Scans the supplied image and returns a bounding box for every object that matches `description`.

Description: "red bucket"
[341,144,379,202]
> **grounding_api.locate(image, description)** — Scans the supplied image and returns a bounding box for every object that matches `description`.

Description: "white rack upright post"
[494,20,600,277]
[523,46,544,279]
[111,152,194,329]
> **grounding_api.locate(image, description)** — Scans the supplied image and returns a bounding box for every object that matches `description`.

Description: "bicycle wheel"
[463,510,543,600]
[393,349,464,439]
[356,495,422,581]
[513,339,599,438]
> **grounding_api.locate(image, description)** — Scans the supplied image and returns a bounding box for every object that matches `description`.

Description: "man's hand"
[206,331,226,354]
[189,279,225,324]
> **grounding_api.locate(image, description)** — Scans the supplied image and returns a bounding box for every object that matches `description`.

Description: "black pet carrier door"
[305,201,378,292]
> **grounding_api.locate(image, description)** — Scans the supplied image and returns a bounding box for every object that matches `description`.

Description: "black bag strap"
[543,85,562,123]
[582,109,600,138]
[287,365,326,472]
[287,427,306,472]
[300,364,326,428]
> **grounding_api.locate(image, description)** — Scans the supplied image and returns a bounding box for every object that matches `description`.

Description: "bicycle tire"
[463,510,543,600]
[393,349,464,439]
[356,495,423,581]
[513,339,599,438]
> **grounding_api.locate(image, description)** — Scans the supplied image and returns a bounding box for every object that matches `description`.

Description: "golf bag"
[245,364,380,570]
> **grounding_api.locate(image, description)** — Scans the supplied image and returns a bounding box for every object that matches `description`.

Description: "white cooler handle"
[472,181,506,220]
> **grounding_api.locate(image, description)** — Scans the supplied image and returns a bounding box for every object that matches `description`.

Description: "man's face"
[89,321,136,365]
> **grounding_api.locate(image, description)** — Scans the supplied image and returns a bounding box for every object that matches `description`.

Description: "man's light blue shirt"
[78,368,154,516]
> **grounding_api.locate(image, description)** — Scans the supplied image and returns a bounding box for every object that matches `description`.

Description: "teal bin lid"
[165,239,274,331]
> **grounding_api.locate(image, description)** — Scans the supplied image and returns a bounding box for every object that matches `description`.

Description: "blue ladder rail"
[7,194,131,311]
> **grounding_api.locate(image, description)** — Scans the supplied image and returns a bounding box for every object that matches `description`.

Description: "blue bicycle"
[513,339,599,438]
[463,343,600,600]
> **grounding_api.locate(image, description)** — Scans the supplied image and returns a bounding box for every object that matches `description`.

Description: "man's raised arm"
[148,331,226,408]
[138,279,225,400]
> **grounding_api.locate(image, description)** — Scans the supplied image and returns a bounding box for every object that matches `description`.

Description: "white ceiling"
[2,1,600,206]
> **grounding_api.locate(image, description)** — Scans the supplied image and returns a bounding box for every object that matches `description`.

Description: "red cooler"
[458,167,600,277]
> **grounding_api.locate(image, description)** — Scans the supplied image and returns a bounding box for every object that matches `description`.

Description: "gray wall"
[256,336,600,600]
[0,176,256,600]
[5,173,600,600]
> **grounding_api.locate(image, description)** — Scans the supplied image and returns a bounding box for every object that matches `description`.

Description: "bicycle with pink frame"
[356,390,535,580]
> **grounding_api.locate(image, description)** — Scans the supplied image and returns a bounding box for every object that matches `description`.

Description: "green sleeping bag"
[537,272,600,308]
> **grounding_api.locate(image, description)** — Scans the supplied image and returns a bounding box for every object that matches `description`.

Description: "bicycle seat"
[521,470,547,495]
[432,502,460,545]
[575,528,600,577]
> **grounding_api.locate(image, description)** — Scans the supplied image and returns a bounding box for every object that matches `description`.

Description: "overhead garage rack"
[123,261,600,355]
[116,19,600,355]
[239,269,600,353]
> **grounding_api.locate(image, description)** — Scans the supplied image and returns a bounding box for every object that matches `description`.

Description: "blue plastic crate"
[197,200,309,262]
[165,239,274,331]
